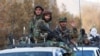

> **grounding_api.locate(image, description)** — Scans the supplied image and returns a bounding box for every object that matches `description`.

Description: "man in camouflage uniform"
[78,28,89,46]
[34,10,53,43]
[29,5,44,43]
[52,17,73,54]
[29,9,53,43]
[42,10,54,41]
[70,27,78,46]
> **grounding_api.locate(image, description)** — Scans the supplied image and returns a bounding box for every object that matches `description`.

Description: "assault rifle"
[54,29,79,51]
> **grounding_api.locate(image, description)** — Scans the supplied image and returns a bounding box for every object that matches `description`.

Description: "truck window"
[74,50,94,56]
[0,52,52,56]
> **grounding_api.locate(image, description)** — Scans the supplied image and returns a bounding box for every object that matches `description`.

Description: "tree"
[0,0,11,49]
[60,4,74,28]
[51,5,60,29]
[74,16,81,29]
[34,0,49,9]
[82,5,100,33]
[0,0,33,49]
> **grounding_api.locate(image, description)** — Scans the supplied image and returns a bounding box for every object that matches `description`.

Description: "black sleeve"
[38,20,53,33]
[53,29,63,41]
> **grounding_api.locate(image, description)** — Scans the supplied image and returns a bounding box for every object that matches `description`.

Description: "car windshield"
[74,50,94,56]
[0,52,52,56]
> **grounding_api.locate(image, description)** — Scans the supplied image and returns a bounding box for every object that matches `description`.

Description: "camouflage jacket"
[29,15,42,37]
[53,26,71,43]
[29,16,52,43]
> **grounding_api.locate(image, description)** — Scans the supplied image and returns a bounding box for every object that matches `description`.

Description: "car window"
[0,52,52,56]
[74,50,94,56]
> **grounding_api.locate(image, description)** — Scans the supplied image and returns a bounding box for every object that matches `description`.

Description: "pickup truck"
[0,47,67,56]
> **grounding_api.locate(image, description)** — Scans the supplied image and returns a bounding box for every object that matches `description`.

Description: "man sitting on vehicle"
[88,27,100,46]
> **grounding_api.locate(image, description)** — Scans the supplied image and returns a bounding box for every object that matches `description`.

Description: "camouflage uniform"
[29,5,44,43]
[52,17,73,53]
[29,15,43,37]
[37,11,53,43]
[30,15,46,43]
[78,28,89,46]
[30,10,53,43]
[70,27,78,46]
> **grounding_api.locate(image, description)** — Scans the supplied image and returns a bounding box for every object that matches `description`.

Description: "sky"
[57,0,100,16]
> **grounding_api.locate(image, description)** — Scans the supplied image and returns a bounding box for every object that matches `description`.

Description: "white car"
[74,47,100,56]
[0,47,67,56]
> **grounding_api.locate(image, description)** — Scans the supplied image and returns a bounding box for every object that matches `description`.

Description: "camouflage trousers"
[46,40,73,53]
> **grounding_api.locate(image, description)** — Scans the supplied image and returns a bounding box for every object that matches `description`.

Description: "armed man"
[29,8,53,43]
[78,28,90,46]
[52,17,75,56]
[53,17,70,43]
[35,10,53,43]
[29,5,44,43]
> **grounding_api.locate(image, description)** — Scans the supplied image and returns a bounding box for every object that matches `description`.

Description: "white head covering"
[90,27,97,37]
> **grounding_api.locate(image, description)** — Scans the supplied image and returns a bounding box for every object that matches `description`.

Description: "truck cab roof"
[0,47,66,54]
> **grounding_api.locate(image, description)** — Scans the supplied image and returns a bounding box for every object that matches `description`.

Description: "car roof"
[74,47,99,51]
[0,47,66,54]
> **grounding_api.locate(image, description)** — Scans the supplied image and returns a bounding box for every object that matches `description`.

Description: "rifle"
[39,24,78,49]
[54,29,79,51]
[35,23,79,51]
